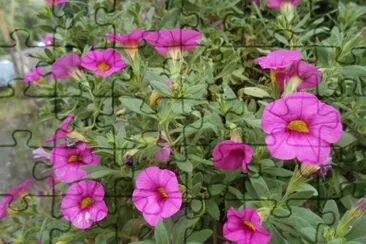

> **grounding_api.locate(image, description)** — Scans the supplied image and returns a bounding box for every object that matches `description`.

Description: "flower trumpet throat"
[243,220,256,231]
[287,120,309,133]
[80,197,94,209]
[158,187,168,198]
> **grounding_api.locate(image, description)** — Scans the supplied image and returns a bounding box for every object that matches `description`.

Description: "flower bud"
[150,91,161,108]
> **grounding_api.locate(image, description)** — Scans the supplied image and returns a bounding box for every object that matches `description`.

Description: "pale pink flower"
[81,48,128,78]
[50,142,100,183]
[46,0,68,5]
[165,79,173,89]
[143,29,203,56]
[51,53,81,80]
[46,114,74,143]
[61,181,108,229]
[23,67,43,83]
[0,179,33,219]
[43,34,55,46]
[261,92,343,164]
[212,140,253,173]
[223,207,272,244]
[32,147,50,160]
[132,166,182,226]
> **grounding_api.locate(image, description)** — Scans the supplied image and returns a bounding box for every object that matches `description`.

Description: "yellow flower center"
[243,220,256,231]
[158,187,168,199]
[67,155,83,163]
[97,62,110,72]
[80,197,94,209]
[287,120,309,133]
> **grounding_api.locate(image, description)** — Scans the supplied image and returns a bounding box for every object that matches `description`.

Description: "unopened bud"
[150,91,161,108]
[230,131,242,143]
[68,131,88,143]
[299,164,320,177]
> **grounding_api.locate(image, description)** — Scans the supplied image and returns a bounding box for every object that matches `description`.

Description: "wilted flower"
[261,92,343,164]
[81,48,127,78]
[154,138,172,163]
[212,140,253,173]
[143,29,203,57]
[32,147,50,160]
[46,114,74,143]
[302,157,332,178]
[51,53,82,80]
[23,67,43,83]
[0,179,33,219]
[132,166,182,226]
[61,181,108,229]
[50,142,100,183]
[223,207,272,244]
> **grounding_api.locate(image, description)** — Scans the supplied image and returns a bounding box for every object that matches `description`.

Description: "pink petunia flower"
[32,147,50,160]
[23,67,43,83]
[50,142,100,183]
[154,139,172,163]
[81,48,128,78]
[107,29,144,59]
[143,29,203,57]
[0,179,33,219]
[51,53,82,80]
[212,140,253,173]
[132,166,182,226]
[46,0,69,6]
[46,114,74,143]
[267,0,300,9]
[261,92,343,164]
[279,60,322,93]
[43,34,55,46]
[255,49,301,70]
[61,181,108,229]
[223,207,272,244]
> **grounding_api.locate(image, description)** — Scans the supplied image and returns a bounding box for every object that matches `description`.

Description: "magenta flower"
[279,60,322,92]
[46,114,74,143]
[51,53,81,80]
[212,140,253,173]
[255,50,301,70]
[61,181,108,229]
[81,48,127,78]
[143,29,203,56]
[107,29,144,49]
[267,0,300,9]
[0,179,33,219]
[23,67,43,83]
[154,139,172,163]
[223,207,272,244]
[33,147,50,160]
[43,34,55,46]
[46,0,68,5]
[132,166,182,226]
[50,142,100,183]
[262,92,343,164]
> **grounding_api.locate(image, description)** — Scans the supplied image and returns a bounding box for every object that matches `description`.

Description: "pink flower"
[132,166,182,226]
[255,50,301,70]
[107,29,144,49]
[279,60,322,92]
[143,29,203,56]
[154,139,172,163]
[43,34,55,46]
[212,140,253,173]
[223,207,272,244]
[267,0,300,9]
[33,147,50,160]
[81,49,128,78]
[165,79,173,89]
[261,92,343,164]
[51,53,81,80]
[23,67,43,83]
[0,179,33,219]
[46,114,74,143]
[50,142,100,183]
[46,0,68,5]
[61,181,108,229]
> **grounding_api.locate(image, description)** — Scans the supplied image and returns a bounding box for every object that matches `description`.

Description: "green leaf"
[191,199,203,213]
[249,176,271,197]
[119,97,155,115]
[208,184,226,196]
[154,221,169,244]
[176,160,194,172]
[206,199,220,220]
[323,200,340,226]
[187,229,213,243]
[150,80,172,96]
[82,166,120,179]
[336,132,357,147]
[240,87,271,98]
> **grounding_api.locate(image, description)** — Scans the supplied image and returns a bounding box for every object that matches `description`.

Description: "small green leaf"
[240,87,271,98]
[187,229,213,243]
[155,221,169,244]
